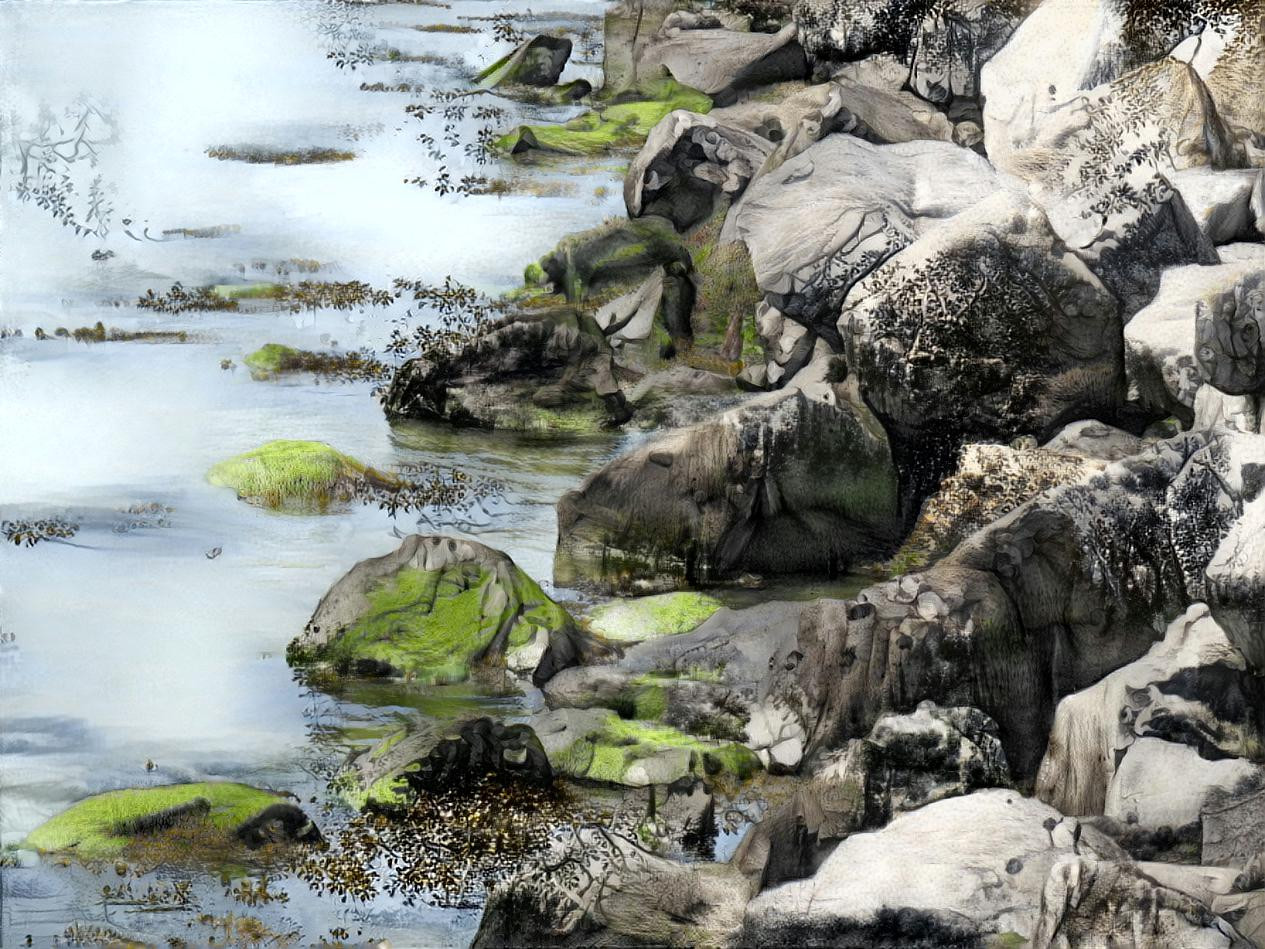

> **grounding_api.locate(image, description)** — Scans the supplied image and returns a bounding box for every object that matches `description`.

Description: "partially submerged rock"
[496,79,711,157]
[382,307,633,432]
[207,439,398,511]
[475,35,572,89]
[532,707,761,787]
[289,534,599,687]
[25,782,316,861]
[586,591,724,642]
[555,389,900,592]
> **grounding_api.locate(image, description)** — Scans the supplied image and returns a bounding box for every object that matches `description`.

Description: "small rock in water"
[205,546,222,560]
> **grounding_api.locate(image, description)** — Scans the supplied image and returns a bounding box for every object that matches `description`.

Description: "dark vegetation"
[204,145,357,165]
[3,517,80,547]
[33,321,189,343]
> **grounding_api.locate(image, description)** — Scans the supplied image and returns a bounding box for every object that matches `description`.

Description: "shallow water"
[0,0,630,942]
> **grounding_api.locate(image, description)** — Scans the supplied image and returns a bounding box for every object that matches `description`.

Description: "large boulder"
[543,599,806,765]
[980,0,1239,169]
[842,190,1123,506]
[1035,603,1265,821]
[1005,58,1230,316]
[382,308,633,431]
[288,534,600,688]
[475,35,572,89]
[637,23,808,105]
[719,134,1003,344]
[554,388,901,593]
[1204,1,1265,152]
[742,790,1125,946]
[752,430,1265,780]
[1124,257,1265,425]
[1173,167,1265,244]
[625,80,953,231]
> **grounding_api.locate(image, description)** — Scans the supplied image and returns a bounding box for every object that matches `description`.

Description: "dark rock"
[234,803,322,849]
[476,35,572,88]
[401,717,553,793]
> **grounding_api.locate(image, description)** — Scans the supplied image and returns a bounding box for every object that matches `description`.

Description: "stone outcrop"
[751,431,1265,780]
[625,79,953,231]
[1125,257,1265,426]
[743,790,1125,946]
[475,35,572,89]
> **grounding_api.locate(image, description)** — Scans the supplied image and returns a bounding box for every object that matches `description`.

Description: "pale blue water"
[0,1,627,942]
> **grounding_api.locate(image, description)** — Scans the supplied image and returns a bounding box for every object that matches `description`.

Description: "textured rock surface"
[743,790,1124,946]
[625,79,953,231]
[1036,603,1263,820]
[475,34,572,89]
[383,308,632,431]
[1173,167,1265,244]
[555,389,900,592]
[638,23,807,104]
[720,134,1003,341]
[1125,257,1265,424]
[1033,856,1241,948]
[843,190,1123,506]
[290,534,599,687]
[753,431,1265,781]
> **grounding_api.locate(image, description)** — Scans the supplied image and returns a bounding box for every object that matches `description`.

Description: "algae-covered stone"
[207,439,398,511]
[244,343,304,379]
[533,707,761,787]
[495,79,711,158]
[475,35,572,89]
[25,782,313,860]
[289,534,600,687]
[587,592,724,642]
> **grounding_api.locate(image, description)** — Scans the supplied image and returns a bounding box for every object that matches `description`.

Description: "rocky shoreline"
[16,0,1265,944]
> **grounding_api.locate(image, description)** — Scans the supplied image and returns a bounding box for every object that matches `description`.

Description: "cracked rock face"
[753,431,1265,781]
[1035,603,1265,821]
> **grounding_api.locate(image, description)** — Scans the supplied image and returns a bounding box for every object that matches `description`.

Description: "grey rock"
[638,23,807,105]
[555,389,900,593]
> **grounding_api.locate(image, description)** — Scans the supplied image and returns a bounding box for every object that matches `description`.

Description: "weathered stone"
[1173,167,1265,244]
[720,134,1003,342]
[743,790,1124,946]
[638,23,807,105]
[843,190,1123,507]
[555,389,900,593]
[475,35,572,89]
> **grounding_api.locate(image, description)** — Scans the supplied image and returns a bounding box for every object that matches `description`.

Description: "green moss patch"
[244,343,302,377]
[495,80,711,157]
[552,713,760,787]
[301,563,571,686]
[25,783,283,859]
[207,439,396,510]
[587,592,723,642]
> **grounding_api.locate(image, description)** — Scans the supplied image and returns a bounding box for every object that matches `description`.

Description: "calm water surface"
[0,1,626,942]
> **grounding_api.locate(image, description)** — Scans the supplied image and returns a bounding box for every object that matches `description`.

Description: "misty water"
[0,0,630,942]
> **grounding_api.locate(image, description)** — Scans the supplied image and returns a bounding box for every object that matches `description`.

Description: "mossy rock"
[587,592,723,642]
[495,79,711,157]
[207,439,398,511]
[244,343,303,379]
[290,534,601,688]
[25,783,296,861]
[531,216,693,305]
[541,709,761,787]
[212,282,286,301]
